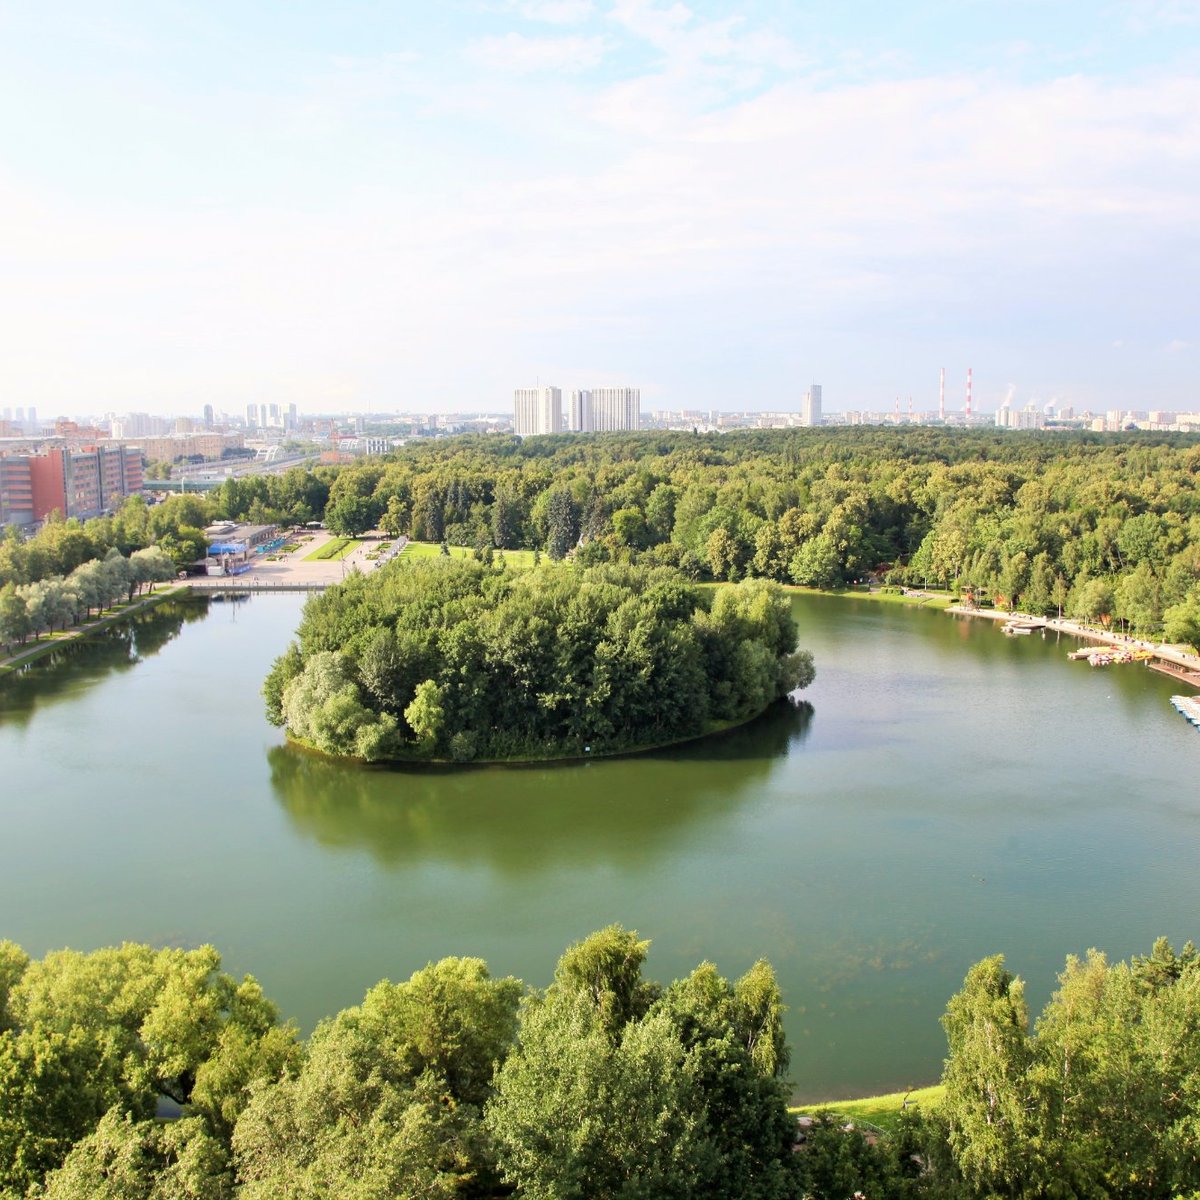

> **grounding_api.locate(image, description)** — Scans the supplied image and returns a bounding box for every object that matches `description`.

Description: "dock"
[1170,695,1200,727]
[1151,660,1200,688]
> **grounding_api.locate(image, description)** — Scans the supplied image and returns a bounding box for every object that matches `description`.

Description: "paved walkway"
[946,604,1200,678]
[186,530,389,592]
[0,585,187,673]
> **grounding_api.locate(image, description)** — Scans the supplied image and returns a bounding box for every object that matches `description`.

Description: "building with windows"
[569,389,592,432]
[514,387,563,436]
[0,456,35,526]
[0,444,143,526]
[801,385,822,426]
[589,387,640,432]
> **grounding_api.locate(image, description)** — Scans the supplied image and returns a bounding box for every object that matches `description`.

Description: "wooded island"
[264,559,814,762]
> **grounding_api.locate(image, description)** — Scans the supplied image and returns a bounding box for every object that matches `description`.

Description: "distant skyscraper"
[202,404,214,429]
[589,387,640,432]
[801,385,822,426]
[258,403,268,430]
[25,407,37,435]
[514,387,563,436]
[570,389,592,432]
[245,403,258,427]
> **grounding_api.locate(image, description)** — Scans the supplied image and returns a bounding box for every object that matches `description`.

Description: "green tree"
[233,958,519,1200]
[545,490,578,561]
[404,679,446,750]
[41,1110,233,1200]
[324,494,377,538]
[486,929,797,1200]
[1164,589,1200,648]
[939,955,1036,1195]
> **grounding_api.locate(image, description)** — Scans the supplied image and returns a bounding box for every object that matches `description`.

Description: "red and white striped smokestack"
[895,396,900,422]
[908,395,913,421]
[939,367,945,421]
[966,367,973,420]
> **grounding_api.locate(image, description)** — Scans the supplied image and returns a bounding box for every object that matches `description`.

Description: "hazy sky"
[2,1,1197,417]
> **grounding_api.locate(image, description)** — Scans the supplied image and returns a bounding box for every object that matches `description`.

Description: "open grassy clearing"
[792,1085,944,1134]
[401,542,539,568]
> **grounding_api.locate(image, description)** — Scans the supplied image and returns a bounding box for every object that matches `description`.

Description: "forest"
[264,558,814,762]
[2,930,1198,1200]
[4,428,1200,645]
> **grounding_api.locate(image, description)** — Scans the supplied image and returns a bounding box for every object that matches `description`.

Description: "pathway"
[946,605,1200,682]
[0,585,188,673]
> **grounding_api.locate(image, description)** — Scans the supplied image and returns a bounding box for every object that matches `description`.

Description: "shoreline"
[945,605,1200,685]
[282,699,800,770]
[0,585,192,677]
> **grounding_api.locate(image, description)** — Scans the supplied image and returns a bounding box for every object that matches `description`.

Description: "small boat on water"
[1002,622,1033,635]
[1170,695,1200,728]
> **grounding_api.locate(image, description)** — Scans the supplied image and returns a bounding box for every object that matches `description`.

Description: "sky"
[1,1,1198,418]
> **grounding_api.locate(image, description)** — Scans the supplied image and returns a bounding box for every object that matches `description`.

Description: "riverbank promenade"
[186,530,387,593]
[947,604,1200,685]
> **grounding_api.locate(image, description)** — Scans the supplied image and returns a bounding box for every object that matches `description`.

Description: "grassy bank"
[792,1085,944,1134]
[784,585,956,610]
[0,585,190,677]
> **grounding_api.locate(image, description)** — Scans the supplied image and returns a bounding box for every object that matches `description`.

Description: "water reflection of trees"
[268,699,814,873]
[0,599,209,728]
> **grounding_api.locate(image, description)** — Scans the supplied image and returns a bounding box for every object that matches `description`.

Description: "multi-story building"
[0,456,35,526]
[6,444,145,524]
[514,387,563,436]
[589,387,640,432]
[801,385,822,426]
[569,389,592,432]
[121,432,243,462]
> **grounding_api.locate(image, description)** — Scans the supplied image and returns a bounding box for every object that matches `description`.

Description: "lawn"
[400,542,539,568]
[792,1085,944,1134]
[303,538,359,562]
[785,585,956,610]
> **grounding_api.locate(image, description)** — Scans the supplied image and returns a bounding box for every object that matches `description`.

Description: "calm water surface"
[1,591,1197,1100]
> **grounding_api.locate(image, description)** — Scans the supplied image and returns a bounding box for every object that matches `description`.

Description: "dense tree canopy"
[265,558,814,762]
[6,428,1199,642]
[4,934,1200,1198]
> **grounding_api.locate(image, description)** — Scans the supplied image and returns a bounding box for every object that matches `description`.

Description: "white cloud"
[465,32,609,72]
[607,0,807,74]
[1119,0,1200,29]
[4,4,1199,412]
[509,0,595,23]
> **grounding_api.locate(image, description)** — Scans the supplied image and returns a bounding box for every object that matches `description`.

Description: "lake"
[1,589,1197,1101]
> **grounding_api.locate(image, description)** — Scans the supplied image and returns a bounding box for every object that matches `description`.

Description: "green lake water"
[1,591,1197,1100]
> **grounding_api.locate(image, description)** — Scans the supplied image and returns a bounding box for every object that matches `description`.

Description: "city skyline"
[1,2,1197,419]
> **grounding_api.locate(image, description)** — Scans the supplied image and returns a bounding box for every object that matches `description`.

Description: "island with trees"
[264,558,815,762]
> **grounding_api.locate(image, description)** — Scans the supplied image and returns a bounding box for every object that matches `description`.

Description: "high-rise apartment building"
[589,387,640,432]
[569,390,592,432]
[514,387,563,436]
[801,385,822,426]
